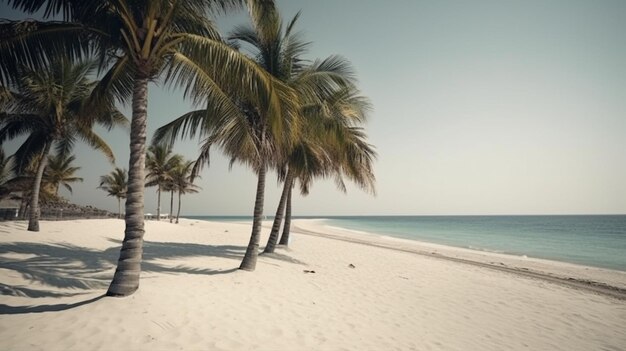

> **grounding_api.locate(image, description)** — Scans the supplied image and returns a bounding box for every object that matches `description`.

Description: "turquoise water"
[186,215,626,271]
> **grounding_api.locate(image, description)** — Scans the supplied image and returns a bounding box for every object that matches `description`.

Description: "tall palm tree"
[145,145,182,221]
[98,167,127,219]
[1,0,294,296]
[44,153,83,196]
[154,3,303,271]
[0,59,126,231]
[170,160,200,224]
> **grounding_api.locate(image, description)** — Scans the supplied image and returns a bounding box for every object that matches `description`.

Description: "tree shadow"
[0,233,306,315]
[0,294,105,315]
[0,240,249,298]
[259,250,306,265]
[0,242,115,292]
[138,240,246,275]
[0,283,92,298]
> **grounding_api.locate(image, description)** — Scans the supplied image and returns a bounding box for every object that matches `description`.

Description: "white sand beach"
[1,218,625,351]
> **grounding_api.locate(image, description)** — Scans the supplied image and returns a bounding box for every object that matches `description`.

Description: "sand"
[1,218,625,351]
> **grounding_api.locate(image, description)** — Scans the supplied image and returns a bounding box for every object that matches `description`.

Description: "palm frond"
[89,55,136,106]
[0,20,93,85]
[11,132,49,174]
[76,128,115,163]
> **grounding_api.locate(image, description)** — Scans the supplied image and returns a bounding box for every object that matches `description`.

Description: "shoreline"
[290,219,626,298]
[291,222,626,300]
[187,215,626,273]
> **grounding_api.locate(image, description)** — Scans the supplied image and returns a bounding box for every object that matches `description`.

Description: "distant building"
[0,198,20,220]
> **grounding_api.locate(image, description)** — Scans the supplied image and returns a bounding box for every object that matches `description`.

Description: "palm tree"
[145,145,182,221]
[170,160,200,224]
[98,167,128,219]
[261,57,368,252]
[274,87,377,249]
[154,3,304,271]
[44,153,83,196]
[2,0,294,296]
[163,177,175,223]
[264,138,330,252]
[0,59,126,231]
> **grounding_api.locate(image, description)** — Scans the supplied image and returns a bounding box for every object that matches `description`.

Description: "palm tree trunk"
[263,171,292,253]
[239,165,267,271]
[117,197,122,219]
[176,191,181,224]
[169,190,174,223]
[156,185,161,221]
[107,75,149,297]
[278,183,293,246]
[28,142,51,232]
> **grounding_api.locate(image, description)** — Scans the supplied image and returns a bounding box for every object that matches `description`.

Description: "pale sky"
[2,0,625,215]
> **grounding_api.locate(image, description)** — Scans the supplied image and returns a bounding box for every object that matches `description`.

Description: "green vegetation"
[44,153,83,196]
[1,0,376,296]
[145,144,183,221]
[98,167,128,219]
[0,58,126,231]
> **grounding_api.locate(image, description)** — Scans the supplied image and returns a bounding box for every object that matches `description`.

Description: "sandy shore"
[1,218,625,350]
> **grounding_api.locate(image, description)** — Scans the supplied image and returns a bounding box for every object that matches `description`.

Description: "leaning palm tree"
[98,167,128,219]
[0,59,126,231]
[274,87,377,249]
[44,153,83,196]
[261,61,367,252]
[1,0,293,296]
[145,145,182,221]
[170,160,201,224]
[263,137,330,252]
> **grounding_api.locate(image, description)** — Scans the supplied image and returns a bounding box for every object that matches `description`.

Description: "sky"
[2,0,625,216]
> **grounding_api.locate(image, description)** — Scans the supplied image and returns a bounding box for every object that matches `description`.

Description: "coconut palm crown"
[44,153,83,196]
[98,167,127,219]
[170,159,200,224]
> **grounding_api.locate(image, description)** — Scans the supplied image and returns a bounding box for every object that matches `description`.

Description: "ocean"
[185,215,626,272]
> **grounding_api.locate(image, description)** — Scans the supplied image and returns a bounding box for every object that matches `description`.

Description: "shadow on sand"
[0,294,105,315]
[0,234,302,314]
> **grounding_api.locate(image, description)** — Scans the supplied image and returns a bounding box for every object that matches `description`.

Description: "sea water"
[321,215,626,272]
[186,215,626,271]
